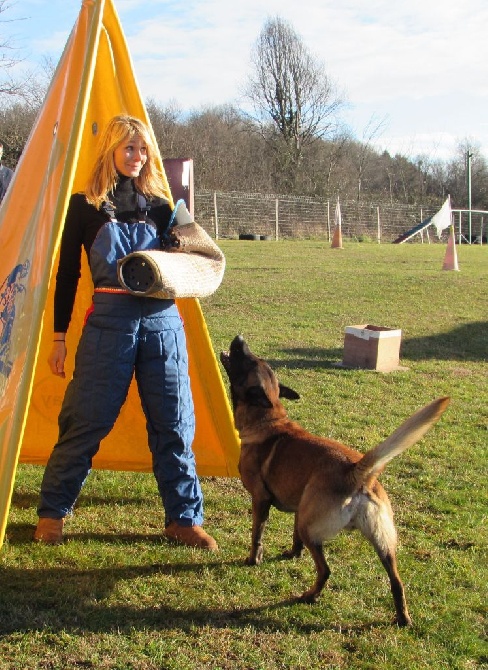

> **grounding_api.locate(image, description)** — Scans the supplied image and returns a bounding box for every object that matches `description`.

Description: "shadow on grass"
[0,552,385,637]
[266,348,344,371]
[2,525,388,636]
[266,320,487,368]
[6,522,182,546]
[401,320,487,362]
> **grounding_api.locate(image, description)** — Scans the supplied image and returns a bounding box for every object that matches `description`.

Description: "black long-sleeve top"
[54,176,172,332]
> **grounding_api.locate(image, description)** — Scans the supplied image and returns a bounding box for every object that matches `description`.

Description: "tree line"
[0,11,486,211]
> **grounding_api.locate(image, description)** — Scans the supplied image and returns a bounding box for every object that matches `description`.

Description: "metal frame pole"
[467,150,473,243]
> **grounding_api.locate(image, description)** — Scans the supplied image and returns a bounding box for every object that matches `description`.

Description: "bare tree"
[353,113,387,202]
[0,101,38,166]
[444,140,488,209]
[17,55,56,108]
[244,16,343,189]
[0,0,31,97]
[321,128,351,198]
[146,98,184,158]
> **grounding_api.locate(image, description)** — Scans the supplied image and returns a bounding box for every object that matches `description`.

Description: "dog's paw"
[395,613,412,627]
[245,556,260,566]
[245,544,264,565]
[282,548,303,560]
[298,589,319,604]
[245,550,263,566]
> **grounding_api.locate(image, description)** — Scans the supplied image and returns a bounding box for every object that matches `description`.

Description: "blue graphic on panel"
[0,260,30,378]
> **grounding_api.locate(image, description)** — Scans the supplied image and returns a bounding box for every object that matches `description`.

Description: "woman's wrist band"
[53,339,66,342]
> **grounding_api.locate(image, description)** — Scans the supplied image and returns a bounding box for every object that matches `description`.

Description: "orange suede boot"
[164,521,218,551]
[33,517,65,545]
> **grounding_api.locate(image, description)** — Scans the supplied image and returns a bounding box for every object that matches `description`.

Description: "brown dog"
[220,335,450,627]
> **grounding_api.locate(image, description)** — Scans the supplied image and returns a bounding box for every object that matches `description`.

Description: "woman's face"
[113,133,148,177]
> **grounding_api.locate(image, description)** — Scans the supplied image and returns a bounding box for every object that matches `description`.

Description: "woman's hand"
[48,340,67,378]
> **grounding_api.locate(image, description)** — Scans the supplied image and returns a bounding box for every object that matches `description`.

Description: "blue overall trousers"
[38,214,204,527]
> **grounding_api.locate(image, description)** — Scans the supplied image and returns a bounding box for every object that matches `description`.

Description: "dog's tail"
[349,397,450,489]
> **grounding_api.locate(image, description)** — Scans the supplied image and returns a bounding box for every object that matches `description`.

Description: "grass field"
[1,241,487,670]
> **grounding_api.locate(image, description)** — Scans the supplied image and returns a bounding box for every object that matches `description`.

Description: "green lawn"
[1,241,486,669]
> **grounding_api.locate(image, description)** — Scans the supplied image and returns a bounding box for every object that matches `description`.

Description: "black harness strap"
[101,193,151,223]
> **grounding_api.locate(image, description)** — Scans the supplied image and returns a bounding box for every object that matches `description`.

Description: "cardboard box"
[342,324,403,372]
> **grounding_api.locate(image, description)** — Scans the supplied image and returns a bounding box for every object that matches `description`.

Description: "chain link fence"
[194,190,487,244]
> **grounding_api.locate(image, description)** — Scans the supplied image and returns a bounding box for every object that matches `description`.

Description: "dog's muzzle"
[220,351,230,371]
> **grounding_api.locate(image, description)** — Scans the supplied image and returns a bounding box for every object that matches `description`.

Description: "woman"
[34,115,217,550]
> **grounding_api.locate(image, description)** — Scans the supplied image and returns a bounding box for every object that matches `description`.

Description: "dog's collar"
[238,420,286,444]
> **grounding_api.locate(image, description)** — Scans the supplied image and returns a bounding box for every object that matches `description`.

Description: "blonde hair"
[85,115,168,209]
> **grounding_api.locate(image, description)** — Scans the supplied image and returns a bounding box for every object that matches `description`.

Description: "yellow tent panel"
[0,0,240,550]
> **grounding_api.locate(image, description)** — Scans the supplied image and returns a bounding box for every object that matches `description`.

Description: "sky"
[8,0,488,162]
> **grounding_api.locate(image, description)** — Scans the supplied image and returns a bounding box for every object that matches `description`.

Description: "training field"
[1,241,486,669]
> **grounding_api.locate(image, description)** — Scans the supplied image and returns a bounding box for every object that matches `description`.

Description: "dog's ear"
[279,384,300,401]
[245,385,273,408]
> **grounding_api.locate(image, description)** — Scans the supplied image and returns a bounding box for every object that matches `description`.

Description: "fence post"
[480,217,484,245]
[275,198,279,240]
[213,191,219,239]
[327,200,330,241]
[377,206,381,243]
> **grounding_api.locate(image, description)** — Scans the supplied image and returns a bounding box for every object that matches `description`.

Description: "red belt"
[84,288,131,325]
[94,287,130,294]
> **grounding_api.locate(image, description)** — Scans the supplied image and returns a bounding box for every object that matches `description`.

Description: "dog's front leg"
[246,498,271,565]
[282,513,304,559]
[299,541,331,604]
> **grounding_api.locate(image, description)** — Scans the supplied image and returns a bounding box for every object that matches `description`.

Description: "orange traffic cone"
[442,226,459,271]
[331,224,343,249]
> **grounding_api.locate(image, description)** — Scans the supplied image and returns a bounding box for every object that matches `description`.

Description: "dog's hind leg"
[378,551,412,627]
[282,513,304,559]
[246,498,272,565]
[356,495,412,627]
